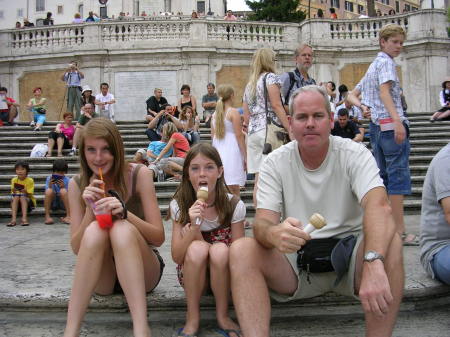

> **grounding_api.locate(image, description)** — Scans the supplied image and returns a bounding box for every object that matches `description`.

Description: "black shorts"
[113,248,165,294]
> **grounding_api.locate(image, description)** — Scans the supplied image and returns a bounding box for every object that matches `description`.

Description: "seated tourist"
[179,106,200,145]
[420,143,450,285]
[149,122,190,181]
[70,103,96,156]
[145,103,182,142]
[0,87,20,126]
[47,113,75,157]
[331,108,363,142]
[230,85,403,337]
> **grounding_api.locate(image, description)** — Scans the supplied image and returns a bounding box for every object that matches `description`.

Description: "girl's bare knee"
[209,243,229,266]
[185,240,210,265]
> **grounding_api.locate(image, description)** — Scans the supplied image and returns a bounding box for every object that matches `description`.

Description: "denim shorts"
[369,122,411,195]
[34,113,46,125]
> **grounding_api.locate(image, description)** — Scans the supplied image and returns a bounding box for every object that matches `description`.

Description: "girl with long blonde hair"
[211,84,246,197]
[242,48,289,208]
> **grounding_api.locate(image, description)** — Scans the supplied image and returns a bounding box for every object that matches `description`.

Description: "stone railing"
[299,9,448,48]
[101,21,191,42]
[207,21,286,43]
[0,9,447,57]
[10,25,86,49]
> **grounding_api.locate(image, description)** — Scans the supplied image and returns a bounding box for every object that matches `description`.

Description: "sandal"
[177,328,198,337]
[216,328,242,337]
[21,221,30,226]
[7,221,16,227]
[402,233,419,246]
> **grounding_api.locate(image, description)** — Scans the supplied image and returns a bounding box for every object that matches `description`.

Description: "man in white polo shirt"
[94,82,116,122]
[230,85,404,337]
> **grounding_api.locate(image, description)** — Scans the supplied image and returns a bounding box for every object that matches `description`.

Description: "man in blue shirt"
[61,61,84,120]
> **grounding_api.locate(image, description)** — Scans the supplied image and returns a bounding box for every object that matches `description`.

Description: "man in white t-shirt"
[230,85,403,337]
[94,82,116,122]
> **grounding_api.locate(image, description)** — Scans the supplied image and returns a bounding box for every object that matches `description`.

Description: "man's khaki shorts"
[270,234,363,302]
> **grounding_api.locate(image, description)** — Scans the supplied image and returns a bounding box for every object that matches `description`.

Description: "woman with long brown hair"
[64,118,165,337]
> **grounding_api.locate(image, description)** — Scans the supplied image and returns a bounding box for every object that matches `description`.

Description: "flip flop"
[177,328,198,337]
[44,219,54,225]
[402,233,419,246]
[6,221,16,227]
[60,217,71,224]
[20,222,30,226]
[216,328,242,337]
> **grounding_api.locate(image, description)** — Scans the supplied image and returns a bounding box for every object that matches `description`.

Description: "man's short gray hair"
[294,43,313,57]
[288,85,332,117]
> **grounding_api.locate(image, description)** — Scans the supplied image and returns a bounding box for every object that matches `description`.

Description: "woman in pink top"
[153,122,190,180]
[47,113,75,157]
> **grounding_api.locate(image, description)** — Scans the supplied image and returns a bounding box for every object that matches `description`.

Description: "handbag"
[262,73,289,155]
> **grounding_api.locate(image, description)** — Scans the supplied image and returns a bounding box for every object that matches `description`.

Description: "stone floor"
[0,215,449,337]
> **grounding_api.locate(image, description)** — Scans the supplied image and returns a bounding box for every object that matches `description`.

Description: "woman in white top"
[242,48,289,207]
[211,85,246,197]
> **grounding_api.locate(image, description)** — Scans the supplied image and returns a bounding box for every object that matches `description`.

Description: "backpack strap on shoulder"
[285,71,296,105]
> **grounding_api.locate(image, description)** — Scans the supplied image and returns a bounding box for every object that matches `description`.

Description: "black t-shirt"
[146,96,168,115]
[331,120,360,139]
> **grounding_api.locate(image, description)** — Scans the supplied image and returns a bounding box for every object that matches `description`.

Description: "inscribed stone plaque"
[114,71,177,121]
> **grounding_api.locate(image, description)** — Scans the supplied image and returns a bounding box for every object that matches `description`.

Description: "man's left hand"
[394,120,406,144]
[359,260,393,317]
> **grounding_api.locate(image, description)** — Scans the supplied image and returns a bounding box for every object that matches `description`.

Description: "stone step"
[0,199,424,217]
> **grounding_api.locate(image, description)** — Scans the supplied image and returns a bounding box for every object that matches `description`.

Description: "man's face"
[380,34,404,58]
[84,104,93,114]
[289,91,333,151]
[101,85,109,95]
[155,90,162,99]
[207,85,215,95]
[0,90,6,97]
[227,11,233,17]
[338,115,349,128]
[295,46,313,72]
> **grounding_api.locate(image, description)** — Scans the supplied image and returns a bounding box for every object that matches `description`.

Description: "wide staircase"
[1,112,450,336]
[0,111,448,218]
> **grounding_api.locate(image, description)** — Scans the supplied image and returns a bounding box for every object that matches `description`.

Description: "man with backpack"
[280,44,316,110]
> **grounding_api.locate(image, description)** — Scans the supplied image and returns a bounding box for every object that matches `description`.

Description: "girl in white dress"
[211,85,247,197]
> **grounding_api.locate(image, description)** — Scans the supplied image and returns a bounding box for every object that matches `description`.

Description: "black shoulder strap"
[284,71,296,104]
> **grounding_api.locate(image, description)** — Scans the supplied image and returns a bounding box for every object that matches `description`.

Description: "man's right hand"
[268,217,311,253]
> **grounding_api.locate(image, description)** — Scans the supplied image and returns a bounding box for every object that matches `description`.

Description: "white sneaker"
[29,121,35,127]
[68,149,76,156]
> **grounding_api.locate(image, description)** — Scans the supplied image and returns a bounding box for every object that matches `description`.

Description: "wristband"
[108,189,127,220]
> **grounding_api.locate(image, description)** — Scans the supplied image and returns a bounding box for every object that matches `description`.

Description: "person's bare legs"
[109,220,155,337]
[209,243,240,334]
[19,196,29,224]
[389,194,414,242]
[436,109,450,120]
[47,138,55,157]
[252,173,259,209]
[10,196,20,224]
[181,240,210,335]
[355,234,404,337]
[63,222,113,337]
[227,185,240,198]
[56,137,65,156]
[8,106,18,124]
[59,188,71,223]
[44,188,55,224]
[230,237,298,337]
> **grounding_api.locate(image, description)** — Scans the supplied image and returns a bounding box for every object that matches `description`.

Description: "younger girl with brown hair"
[170,143,245,337]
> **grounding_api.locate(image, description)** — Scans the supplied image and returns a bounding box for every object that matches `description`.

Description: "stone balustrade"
[0,9,447,57]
